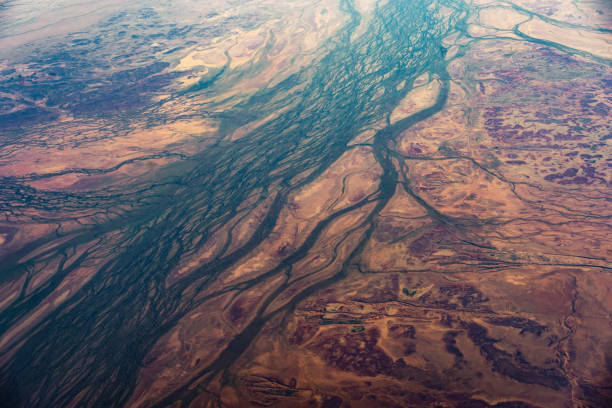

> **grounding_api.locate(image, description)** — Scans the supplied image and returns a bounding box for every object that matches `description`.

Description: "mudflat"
[0,0,610,407]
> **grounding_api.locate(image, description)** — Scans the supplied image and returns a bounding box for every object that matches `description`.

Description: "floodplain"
[0,0,610,407]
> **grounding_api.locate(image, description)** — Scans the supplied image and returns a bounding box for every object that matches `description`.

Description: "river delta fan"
[0,0,610,407]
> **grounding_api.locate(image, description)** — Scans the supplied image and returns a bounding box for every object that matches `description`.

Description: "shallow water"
[0,0,611,406]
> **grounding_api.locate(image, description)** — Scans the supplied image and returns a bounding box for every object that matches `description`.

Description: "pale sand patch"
[509,0,607,27]
[165,0,349,104]
[53,289,71,306]
[175,46,228,71]
[413,72,430,87]
[0,304,50,349]
[175,72,207,88]
[0,274,26,312]
[227,28,268,68]
[467,24,500,37]
[0,248,116,352]
[390,77,440,124]
[445,45,459,60]
[230,107,291,141]
[471,0,504,6]
[350,0,380,39]
[479,6,529,30]
[347,128,377,146]
[219,146,379,286]
[0,119,217,179]
[519,17,612,59]
[442,31,463,47]
[0,0,131,51]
